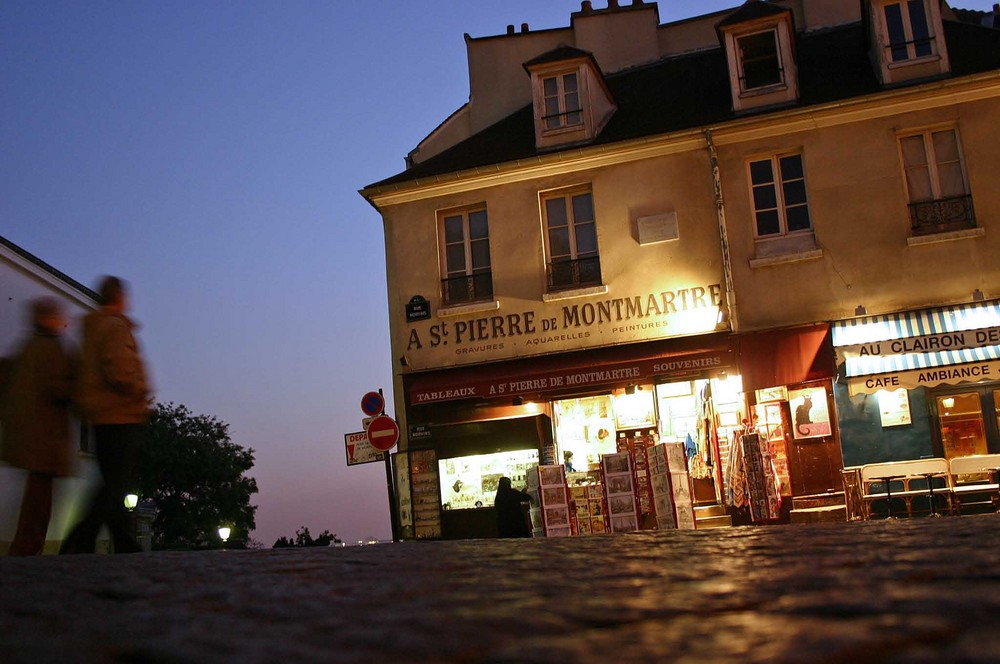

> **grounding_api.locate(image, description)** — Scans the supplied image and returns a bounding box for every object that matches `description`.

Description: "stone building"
[361,0,1000,539]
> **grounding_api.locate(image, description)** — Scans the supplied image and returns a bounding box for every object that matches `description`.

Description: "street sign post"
[366,415,400,452]
[345,431,387,466]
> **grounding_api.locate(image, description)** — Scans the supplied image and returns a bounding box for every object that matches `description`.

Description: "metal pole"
[380,389,401,542]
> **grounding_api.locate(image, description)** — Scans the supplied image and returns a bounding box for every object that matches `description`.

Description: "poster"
[877,388,912,427]
[788,386,831,439]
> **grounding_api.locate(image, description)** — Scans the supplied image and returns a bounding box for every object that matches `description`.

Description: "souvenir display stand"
[601,452,641,533]
[616,429,660,528]
[409,449,442,539]
[569,476,607,535]
[527,464,572,537]
[649,442,696,529]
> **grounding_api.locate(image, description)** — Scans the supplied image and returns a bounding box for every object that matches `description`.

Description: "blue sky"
[3,1,995,545]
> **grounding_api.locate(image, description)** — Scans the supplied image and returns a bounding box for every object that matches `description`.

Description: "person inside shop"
[494,476,533,538]
[563,450,576,473]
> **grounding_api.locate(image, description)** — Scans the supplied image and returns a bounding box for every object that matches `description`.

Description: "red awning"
[406,332,734,405]
[737,324,834,394]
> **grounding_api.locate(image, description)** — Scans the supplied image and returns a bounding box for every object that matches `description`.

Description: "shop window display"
[553,395,617,474]
[438,448,539,511]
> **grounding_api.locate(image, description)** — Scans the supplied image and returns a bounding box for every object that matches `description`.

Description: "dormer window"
[524,46,616,151]
[543,73,583,130]
[866,0,949,85]
[883,0,933,62]
[737,30,782,91]
[717,2,798,113]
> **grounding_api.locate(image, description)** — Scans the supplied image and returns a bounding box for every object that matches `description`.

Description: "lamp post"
[124,493,138,510]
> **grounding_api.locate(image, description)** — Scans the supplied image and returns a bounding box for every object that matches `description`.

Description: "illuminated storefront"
[832,300,1000,466]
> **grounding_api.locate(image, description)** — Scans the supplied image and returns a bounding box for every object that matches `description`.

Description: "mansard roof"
[715,0,791,30]
[523,45,598,70]
[368,20,1000,190]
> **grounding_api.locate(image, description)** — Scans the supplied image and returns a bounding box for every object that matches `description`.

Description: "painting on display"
[788,386,831,439]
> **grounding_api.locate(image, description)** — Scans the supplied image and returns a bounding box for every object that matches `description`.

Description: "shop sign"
[848,359,1000,396]
[410,349,731,404]
[755,386,788,403]
[837,325,1000,361]
[345,431,387,466]
[788,386,831,439]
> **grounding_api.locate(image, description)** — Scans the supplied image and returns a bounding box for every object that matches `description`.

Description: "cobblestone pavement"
[3,514,1000,663]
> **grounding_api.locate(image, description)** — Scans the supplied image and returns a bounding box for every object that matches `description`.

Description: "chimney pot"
[520,22,529,33]
[581,0,592,12]
[506,24,515,35]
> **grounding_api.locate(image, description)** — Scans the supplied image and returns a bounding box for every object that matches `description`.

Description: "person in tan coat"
[60,276,151,554]
[1,297,77,556]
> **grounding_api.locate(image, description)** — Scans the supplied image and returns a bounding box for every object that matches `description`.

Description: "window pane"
[749,159,774,186]
[446,244,466,273]
[786,205,811,232]
[739,32,781,89]
[572,193,594,222]
[470,239,491,270]
[444,216,464,244]
[563,73,578,93]
[900,135,928,168]
[907,0,932,57]
[543,77,558,96]
[779,154,803,180]
[549,227,571,258]
[931,130,959,163]
[546,198,568,229]
[938,163,966,198]
[468,210,489,240]
[575,222,598,255]
[782,179,808,206]
[884,4,909,61]
[905,165,934,201]
[753,183,778,211]
[756,210,781,236]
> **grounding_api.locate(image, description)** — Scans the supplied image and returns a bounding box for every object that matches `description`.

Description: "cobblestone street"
[3,515,1000,663]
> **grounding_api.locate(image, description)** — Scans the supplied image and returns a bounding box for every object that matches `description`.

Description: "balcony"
[909,195,976,236]
[442,271,493,306]
[547,255,602,292]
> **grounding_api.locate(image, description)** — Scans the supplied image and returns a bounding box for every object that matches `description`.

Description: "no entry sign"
[361,391,385,417]
[366,415,400,452]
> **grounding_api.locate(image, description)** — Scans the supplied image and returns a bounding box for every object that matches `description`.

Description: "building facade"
[0,235,103,553]
[361,0,1000,539]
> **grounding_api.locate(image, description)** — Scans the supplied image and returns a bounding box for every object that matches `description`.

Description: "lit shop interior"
[434,375,751,521]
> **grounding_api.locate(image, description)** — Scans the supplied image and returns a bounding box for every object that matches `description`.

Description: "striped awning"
[831,300,1000,394]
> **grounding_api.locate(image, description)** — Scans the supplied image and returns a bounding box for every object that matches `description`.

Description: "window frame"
[747,152,813,241]
[540,71,584,133]
[736,28,784,92]
[880,0,936,63]
[540,186,602,291]
[896,125,975,235]
[437,205,493,306]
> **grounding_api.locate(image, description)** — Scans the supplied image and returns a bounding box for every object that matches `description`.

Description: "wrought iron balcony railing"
[547,255,602,291]
[909,195,976,236]
[442,271,493,305]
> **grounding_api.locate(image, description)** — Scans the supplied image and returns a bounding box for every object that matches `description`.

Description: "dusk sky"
[3,1,995,546]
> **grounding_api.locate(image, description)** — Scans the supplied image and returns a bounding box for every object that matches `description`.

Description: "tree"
[137,402,258,549]
[272,526,342,548]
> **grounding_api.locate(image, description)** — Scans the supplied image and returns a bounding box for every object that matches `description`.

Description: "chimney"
[520,22,529,33]
[581,0,593,13]
[506,24,515,35]
[608,0,619,9]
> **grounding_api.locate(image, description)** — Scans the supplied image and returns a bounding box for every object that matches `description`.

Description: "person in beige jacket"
[1,298,77,555]
[60,276,151,555]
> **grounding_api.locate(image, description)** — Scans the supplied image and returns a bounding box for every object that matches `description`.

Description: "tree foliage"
[272,526,341,548]
[137,402,258,549]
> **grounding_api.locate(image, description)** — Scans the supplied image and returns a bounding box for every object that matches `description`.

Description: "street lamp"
[218,526,231,543]
[124,494,138,510]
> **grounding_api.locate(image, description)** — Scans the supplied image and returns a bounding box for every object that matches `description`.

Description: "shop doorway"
[785,382,843,496]
[931,387,1000,459]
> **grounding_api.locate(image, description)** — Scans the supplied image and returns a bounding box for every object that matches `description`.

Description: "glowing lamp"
[124,494,138,510]
[218,526,231,543]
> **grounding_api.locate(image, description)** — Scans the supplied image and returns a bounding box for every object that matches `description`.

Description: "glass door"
[935,392,989,459]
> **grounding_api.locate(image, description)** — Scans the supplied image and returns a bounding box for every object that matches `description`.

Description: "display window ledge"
[542,284,609,302]
[438,299,500,318]
[749,248,823,268]
[906,227,984,247]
